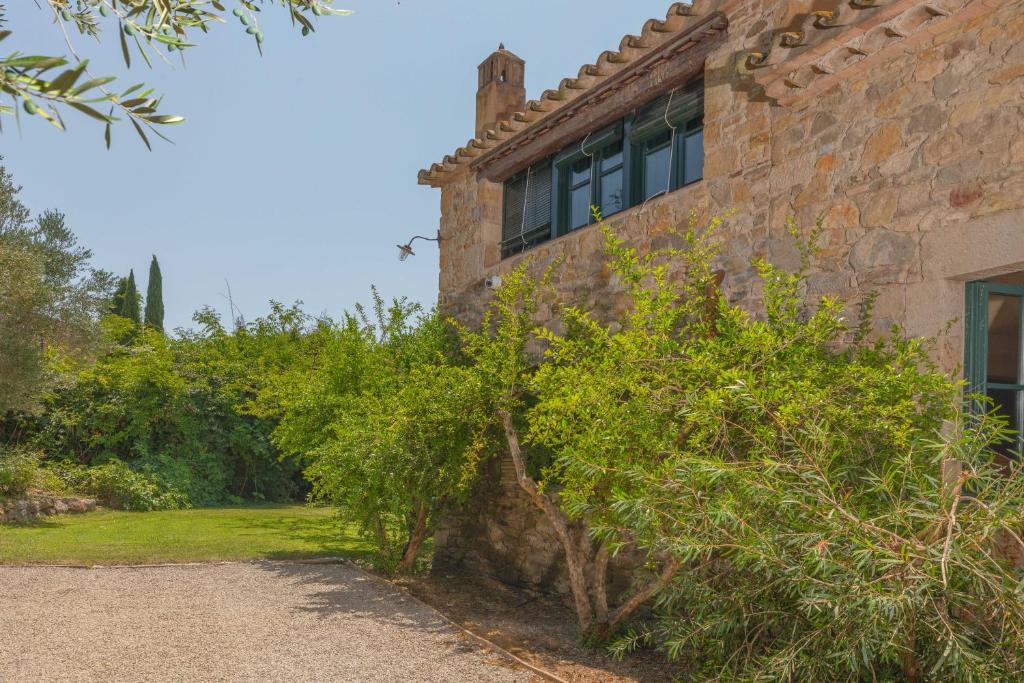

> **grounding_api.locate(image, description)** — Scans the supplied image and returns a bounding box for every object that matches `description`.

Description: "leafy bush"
[474,217,1024,681]
[0,446,44,498]
[56,459,188,511]
[134,452,226,508]
[273,293,490,571]
[0,445,67,499]
[33,309,308,507]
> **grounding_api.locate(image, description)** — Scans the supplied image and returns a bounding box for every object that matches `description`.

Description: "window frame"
[553,122,625,236]
[633,128,674,203]
[595,139,627,220]
[499,78,705,258]
[965,280,1024,458]
[501,157,554,259]
[629,84,705,204]
[564,155,594,232]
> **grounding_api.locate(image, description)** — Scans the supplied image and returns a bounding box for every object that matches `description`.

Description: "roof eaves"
[417,1,718,189]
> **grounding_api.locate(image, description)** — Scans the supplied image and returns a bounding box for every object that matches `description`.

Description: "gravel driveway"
[0,562,533,682]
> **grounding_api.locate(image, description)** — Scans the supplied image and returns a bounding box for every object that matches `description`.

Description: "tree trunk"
[372,511,388,555]
[400,501,430,572]
[592,542,611,632]
[900,630,921,683]
[598,556,682,639]
[498,409,594,629]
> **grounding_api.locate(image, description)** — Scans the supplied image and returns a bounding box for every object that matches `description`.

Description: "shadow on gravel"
[254,562,454,637]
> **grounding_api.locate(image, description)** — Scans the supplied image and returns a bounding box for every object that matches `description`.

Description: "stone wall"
[0,491,97,524]
[430,0,1024,594]
[432,456,643,600]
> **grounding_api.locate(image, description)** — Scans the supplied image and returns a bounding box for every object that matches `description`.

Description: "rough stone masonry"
[418,0,1024,596]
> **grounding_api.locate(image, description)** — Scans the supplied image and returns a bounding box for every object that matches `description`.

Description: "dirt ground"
[392,571,683,683]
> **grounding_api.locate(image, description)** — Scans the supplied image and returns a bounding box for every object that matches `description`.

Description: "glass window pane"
[601,146,623,172]
[645,129,672,149]
[570,158,591,187]
[569,185,591,230]
[988,294,1021,384]
[644,143,671,200]
[683,129,704,185]
[600,168,624,216]
[987,388,1021,459]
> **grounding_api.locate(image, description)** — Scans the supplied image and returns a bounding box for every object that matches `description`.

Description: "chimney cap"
[480,44,525,68]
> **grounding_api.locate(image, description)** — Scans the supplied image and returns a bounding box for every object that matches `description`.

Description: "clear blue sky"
[4,0,677,332]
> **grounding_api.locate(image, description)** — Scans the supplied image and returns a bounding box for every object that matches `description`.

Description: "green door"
[965,281,1024,458]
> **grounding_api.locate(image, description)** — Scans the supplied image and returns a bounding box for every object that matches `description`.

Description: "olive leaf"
[3,1,351,146]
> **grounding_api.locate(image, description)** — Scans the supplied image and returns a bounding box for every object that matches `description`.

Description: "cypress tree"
[119,269,141,326]
[110,276,128,316]
[144,255,164,332]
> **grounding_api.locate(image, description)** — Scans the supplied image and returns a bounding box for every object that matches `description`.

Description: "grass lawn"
[0,505,374,566]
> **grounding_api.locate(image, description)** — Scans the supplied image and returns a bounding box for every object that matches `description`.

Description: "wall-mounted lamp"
[397,232,440,262]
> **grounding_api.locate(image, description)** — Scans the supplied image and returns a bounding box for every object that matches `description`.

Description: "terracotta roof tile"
[418,1,719,188]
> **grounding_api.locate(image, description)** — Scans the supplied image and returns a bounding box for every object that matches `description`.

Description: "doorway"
[965,273,1024,459]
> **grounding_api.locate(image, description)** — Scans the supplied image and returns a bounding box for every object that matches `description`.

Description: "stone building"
[418,0,1024,593]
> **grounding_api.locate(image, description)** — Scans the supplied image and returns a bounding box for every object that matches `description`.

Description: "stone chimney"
[476,44,526,139]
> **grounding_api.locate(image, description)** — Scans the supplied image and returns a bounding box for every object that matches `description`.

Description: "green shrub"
[474,216,1024,681]
[0,446,44,498]
[57,459,188,511]
[29,465,67,495]
[274,294,488,572]
[34,312,307,507]
[135,452,228,508]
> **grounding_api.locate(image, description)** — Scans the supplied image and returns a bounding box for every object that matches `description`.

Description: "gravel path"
[0,562,533,682]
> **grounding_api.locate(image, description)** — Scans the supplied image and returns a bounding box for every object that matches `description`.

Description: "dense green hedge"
[16,308,311,508]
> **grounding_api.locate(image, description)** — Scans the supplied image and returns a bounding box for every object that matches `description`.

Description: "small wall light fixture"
[397,232,440,262]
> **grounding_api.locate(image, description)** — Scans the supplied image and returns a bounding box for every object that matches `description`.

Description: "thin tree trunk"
[498,409,594,629]
[373,511,388,555]
[593,542,611,629]
[400,501,430,571]
[595,556,683,640]
[900,631,921,683]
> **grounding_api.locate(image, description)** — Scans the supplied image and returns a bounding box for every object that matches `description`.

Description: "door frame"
[965,280,1024,456]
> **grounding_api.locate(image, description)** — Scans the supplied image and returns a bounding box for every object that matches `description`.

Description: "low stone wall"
[0,490,97,524]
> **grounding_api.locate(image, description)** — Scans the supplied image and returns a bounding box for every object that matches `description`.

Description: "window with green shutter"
[630,79,704,202]
[965,278,1024,459]
[597,143,626,217]
[502,158,553,259]
[553,122,625,235]
[499,76,705,258]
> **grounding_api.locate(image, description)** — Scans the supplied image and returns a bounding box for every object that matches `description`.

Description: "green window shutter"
[502,174,527,245]
[502,159,553,258]
[631,79,704,143]
[964,281,989,401]
[524,161,552,235]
